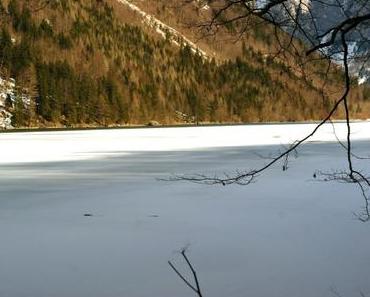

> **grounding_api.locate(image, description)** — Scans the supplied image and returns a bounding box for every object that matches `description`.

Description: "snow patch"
[0,76,32,129]
[117,0,210,59]
[358,76,368,85]
[292,0,311,14]
[0,76,15,129]
[195,0,210,10]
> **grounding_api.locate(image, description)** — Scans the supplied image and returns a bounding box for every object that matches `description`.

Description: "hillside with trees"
[0,0,369,128]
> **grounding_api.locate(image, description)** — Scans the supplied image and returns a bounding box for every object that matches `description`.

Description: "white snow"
[195,0,210,10]
[357,67,369,85]
[117,0,210,58]
[358,76,367,84]
[0,77,16,105]
[293,0,310,13]
[0,121,369,164]
[0,109,12,128]
[0,123,370,297]
[0,75,33,129]
[0,76,15,129]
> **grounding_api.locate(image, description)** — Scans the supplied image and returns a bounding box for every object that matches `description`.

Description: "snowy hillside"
[0,76,15,129]
[117,0,210,58]
[0,75,33,129]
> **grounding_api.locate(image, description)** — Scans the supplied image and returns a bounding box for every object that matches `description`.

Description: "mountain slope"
[0,0,369,128]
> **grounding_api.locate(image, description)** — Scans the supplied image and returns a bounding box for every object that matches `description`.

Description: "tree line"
[0,0,368,128]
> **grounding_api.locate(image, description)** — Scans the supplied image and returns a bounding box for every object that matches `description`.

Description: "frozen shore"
[0,123,369,297]
[0,121,369,164]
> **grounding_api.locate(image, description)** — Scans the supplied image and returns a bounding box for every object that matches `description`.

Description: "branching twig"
[168,248,203,297]
[172,0,370,220]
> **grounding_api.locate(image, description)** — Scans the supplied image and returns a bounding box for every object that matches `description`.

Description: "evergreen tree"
[4,93,13,109]
[8,0,21,30]
[18,6,36,36]
[11,93,28,127]
[0,28,13,70]
[0,0,5,15]
[18,64,38,125]
[12,38,32,76]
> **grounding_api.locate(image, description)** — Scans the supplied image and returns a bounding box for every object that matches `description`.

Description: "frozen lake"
[0,123,369,297]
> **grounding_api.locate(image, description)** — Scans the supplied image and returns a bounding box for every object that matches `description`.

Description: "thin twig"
[168,248,203,297]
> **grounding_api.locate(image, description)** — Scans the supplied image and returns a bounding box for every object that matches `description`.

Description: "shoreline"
[1,119,369,134]
[0,121,369,164]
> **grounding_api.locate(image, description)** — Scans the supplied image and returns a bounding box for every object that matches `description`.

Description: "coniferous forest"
[0,0,369,128]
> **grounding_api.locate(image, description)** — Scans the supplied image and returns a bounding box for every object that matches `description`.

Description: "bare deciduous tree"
[170,0,370,221]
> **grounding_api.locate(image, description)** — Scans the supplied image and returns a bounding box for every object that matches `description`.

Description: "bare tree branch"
[171,0,370,220]
[168,248,203,297]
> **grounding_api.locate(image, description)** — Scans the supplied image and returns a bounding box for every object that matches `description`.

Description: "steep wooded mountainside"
[0,0,369,128]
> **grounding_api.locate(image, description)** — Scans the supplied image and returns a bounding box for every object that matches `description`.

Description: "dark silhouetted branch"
[168,248,203,297]
[172,0,370,220]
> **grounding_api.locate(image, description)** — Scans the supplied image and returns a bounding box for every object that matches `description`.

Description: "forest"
[0,0,369,128]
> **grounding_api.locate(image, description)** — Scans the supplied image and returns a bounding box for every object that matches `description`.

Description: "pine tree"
[17,64,38,125]
[11,93,28,127]
[8,0,21,30]
[0,27,13,70]
[0,0,5,15]
[12,38,32,76]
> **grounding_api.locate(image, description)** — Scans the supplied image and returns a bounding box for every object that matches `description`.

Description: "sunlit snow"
[0,121,369,164]
[0,123,369,297]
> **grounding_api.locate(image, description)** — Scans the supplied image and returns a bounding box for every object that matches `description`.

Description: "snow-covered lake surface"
[0,122,370,297]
